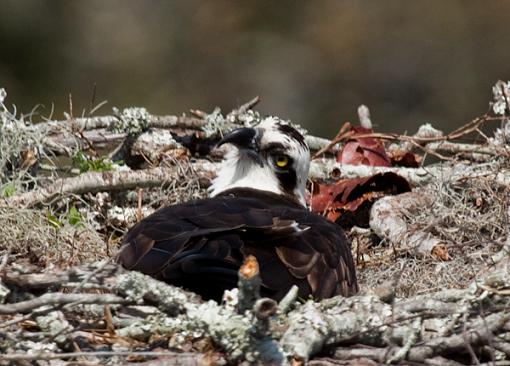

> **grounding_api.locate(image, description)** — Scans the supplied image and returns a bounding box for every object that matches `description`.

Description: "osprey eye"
[275,155,289,168]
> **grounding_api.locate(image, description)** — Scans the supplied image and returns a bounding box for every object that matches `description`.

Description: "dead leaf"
[310,172,411,227]
[431,244,450,261]
[337,126,391,167]
[162,147,190,161]
[387,150,422,168]
[20,149,38,169]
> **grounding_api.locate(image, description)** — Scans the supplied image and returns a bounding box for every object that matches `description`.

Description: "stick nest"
[1,89,510,365]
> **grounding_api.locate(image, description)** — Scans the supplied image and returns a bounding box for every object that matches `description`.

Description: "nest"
[1,89,510,364]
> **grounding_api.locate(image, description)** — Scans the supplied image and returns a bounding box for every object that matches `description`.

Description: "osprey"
[117,118,358,301]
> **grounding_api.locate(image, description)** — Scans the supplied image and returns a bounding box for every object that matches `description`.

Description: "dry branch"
[425,141,507,156]
[42,128,127,154]
[0,293,127,314]
[311,158,510,186]
[3,162,215,208]
[42,124,334,159]
[20,98,336,165]
[237,255,262,314]
[309,158,451,185]
[37,114,207,133]
[369,190,446,258]
[1,350,207,363]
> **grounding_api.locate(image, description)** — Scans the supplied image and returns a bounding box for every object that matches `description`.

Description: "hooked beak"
[217,127,264,167]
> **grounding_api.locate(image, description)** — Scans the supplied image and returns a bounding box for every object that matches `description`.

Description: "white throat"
[209,149,306,206]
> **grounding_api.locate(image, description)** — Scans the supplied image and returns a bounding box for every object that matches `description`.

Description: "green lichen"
[110,107,151,134]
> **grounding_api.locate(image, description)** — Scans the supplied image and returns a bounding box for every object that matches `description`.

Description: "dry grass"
[0,207,106,268]
[151,155,209,206]
[357,161,509,297]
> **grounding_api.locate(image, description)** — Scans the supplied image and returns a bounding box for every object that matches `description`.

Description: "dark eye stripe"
[276,124,307,147]
[276,168,297,197]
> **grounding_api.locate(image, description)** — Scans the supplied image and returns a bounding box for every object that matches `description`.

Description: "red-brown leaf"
[310,172,411,226]
[388,150,422,168]
[337,126,391,167]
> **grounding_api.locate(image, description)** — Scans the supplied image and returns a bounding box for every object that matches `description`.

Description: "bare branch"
[1,350,205,362]
[0,293,127,314]
[3,162,215,208]
[237,255,261,314]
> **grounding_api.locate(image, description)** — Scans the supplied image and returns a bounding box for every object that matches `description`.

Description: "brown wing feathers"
[117,189,358,301]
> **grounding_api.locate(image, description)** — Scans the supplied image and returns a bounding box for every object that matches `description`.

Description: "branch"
[0,293,127,314]
[237,255,261,314]
[281,285,510,363]
[310,158,510,187]
[425,140,507,157]
[309,158,450,186]
[369,190,447,258]
[36,114,207,133]
[1,351,206,363]
[3,162,215,208]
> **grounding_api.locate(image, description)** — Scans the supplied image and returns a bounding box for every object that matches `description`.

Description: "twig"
[425,140,508,158]
[0,251,9,273]
[228,96,261,118]
[104,304,115,336]
[312,115,509,161]
[358,117,503,145]
[2,261,510,363]
[237,255,261,314]
[310,158,510,187]
[311,122,352,159]
[1,351,202,362]
[252,298,278,337]
[0,313,32,328]
[463,312,481,365]
[2,272,73,289]
[70,259,113,294]
[136,187,143,222]
[278,285,299,314]
[6,156,509,209]
[0,293,127,314]
[36,114,207,133]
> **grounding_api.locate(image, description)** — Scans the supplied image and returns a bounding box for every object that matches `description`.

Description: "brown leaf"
[310,172,411,227]
[20,149,38,169]
[388,150,422,168]
[431,244,450,261]
[337,126,391,167]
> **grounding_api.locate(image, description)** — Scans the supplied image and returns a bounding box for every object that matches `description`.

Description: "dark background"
[1,0,509,137]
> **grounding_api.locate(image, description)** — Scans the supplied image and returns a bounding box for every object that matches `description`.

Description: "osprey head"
[209,117,310,206]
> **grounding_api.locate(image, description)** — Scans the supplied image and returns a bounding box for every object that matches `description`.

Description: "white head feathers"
[209,117,310,206]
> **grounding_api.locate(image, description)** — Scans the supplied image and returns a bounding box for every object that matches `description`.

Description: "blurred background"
[0,0,509,137]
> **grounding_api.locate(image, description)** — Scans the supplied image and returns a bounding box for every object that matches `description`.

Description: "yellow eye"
[275,155,289,168]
